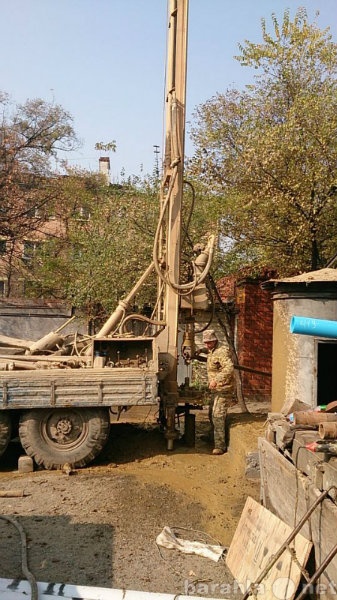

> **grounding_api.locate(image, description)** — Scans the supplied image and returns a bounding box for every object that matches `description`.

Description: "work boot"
[212,448,226,455]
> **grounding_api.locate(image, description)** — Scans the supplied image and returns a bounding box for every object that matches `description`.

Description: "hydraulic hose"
[0,515,38,600]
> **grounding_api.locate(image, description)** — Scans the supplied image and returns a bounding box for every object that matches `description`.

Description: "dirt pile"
[0,408,266,598]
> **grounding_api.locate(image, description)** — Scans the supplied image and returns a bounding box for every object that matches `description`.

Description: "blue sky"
[1,0,336,181]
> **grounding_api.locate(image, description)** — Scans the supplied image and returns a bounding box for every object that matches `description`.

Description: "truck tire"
[0,412,12,458]
[19,408,110,470]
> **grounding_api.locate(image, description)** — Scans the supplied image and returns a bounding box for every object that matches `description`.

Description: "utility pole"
[153,145,160,178]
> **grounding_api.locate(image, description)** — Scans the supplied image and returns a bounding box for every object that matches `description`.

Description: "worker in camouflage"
[201,329,236,455]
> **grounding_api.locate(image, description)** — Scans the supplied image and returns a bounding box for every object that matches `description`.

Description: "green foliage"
[27,169,223,324]
[27,171,161,324]
[0,95,219,316]
[190,9,337,275]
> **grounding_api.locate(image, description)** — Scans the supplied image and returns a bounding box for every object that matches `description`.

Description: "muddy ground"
[0,406,266,598]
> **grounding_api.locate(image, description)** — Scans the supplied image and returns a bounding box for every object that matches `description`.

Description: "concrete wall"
[0,302,77,343]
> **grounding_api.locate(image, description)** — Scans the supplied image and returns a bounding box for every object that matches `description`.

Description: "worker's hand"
[209,380,217,390]
[193,350,207,363]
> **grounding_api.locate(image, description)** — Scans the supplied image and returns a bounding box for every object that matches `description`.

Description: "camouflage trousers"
[208,394,235,451]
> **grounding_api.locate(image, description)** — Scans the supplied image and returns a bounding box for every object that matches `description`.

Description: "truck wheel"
[19,408,110,470]
[0,413,12,458]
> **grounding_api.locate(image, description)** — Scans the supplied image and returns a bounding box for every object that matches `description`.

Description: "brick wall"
[218,276,273,404]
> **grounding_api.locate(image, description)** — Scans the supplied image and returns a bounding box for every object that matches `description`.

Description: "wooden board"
[226,496,312,600]
[274,422,294,450]
[259,437,337,595]
[322,459,337,500]
[292,433,323,480]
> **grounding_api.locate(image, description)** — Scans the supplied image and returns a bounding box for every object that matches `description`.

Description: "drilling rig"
[0,0,215,469]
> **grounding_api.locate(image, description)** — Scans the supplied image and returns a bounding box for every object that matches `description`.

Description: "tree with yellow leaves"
[189,9,337,275]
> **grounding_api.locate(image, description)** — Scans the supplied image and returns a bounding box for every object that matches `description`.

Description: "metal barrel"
[290,316,337,339]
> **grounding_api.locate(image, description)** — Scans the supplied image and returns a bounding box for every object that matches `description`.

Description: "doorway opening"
[317,341,337,406]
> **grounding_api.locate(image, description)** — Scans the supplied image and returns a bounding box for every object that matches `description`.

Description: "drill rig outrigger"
[0,0,215,468]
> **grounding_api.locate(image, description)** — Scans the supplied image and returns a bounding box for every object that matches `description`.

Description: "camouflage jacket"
[206,343,234,395]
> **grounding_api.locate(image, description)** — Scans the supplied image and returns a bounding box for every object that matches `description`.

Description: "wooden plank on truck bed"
[259,437,312,536]
[322,458,337,500]
[0,370,158,408]
[291,431,337,495]
[226,496,312,600]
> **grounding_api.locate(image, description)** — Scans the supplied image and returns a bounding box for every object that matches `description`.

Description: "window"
[0,280,6,296]
[26,206,41,218]
[22,241,41,263]
[0,240,6,254]
[73,206,91,221]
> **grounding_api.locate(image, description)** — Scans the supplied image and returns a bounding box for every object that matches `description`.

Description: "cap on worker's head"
[202,329,218,343]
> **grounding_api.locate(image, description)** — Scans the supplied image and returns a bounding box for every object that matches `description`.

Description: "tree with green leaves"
[189,9,337,275]
[26,170,220,328]
[26,172,161,327]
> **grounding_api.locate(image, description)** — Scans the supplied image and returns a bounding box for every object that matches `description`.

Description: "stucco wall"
[272,296,337,412]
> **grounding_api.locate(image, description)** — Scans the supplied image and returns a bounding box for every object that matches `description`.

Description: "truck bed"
[0,368,159,409]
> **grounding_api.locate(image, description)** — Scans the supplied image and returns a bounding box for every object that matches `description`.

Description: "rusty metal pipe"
[319,422,337,439]
[293,411,337,425]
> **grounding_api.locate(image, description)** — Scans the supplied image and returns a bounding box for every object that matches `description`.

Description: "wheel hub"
[55,418,72,435]
[47,414,82,445]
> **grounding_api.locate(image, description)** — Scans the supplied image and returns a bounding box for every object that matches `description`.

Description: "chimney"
[99,157,111,184]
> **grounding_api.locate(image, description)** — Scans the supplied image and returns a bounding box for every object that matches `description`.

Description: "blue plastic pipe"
[290,316,337,339]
